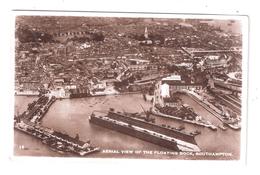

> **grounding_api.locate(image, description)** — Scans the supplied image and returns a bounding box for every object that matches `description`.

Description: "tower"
[35,56,40,66]
[144,27,149,39]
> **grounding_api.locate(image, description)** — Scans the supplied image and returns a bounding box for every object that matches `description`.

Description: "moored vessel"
[89,109,201,152]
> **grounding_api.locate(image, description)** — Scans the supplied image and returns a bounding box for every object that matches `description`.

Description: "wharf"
[186,92,241,130]
[14,94,100,156]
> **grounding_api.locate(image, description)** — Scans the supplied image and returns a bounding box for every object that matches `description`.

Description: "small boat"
[19,145,29,150]
[176,125,185,131]
[190,130,201,136]
[218,124,228,131]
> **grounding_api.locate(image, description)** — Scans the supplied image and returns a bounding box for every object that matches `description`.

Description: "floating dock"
[89,110,201,152]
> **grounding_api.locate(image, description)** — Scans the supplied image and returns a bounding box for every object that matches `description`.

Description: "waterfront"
[14,94,241,160]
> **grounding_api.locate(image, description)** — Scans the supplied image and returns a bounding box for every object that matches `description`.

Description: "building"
[160,83,170,98]
[49,87,71,99]
[91,81,106,92]
[161,74,203,96]
[54,78,65,86]
[204,55,230,69]
[155,75,203,107]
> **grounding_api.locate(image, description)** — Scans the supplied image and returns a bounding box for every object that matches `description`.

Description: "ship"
[89,108,201,152]
[122,105,155,123]
[152,104,217,131]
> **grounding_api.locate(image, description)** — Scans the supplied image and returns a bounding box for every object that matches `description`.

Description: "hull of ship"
[70,93,90,98]
[151,108,217,130]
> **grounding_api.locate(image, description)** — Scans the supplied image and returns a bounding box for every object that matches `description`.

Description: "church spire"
[144,27,148,39]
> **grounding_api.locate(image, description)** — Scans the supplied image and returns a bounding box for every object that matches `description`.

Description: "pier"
[186,92,241,130]
[14,94,99,156]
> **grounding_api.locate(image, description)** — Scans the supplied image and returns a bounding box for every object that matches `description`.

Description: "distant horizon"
[16,16,241,35]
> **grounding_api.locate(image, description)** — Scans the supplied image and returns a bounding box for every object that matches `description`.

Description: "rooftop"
[162,75,181,81]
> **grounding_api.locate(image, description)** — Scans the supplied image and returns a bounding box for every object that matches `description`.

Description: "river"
[14,94,241,160]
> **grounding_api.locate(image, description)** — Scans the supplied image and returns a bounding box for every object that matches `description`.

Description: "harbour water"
[14,94,241,160]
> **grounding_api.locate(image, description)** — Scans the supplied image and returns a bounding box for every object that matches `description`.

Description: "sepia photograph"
[13,13,247,160]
